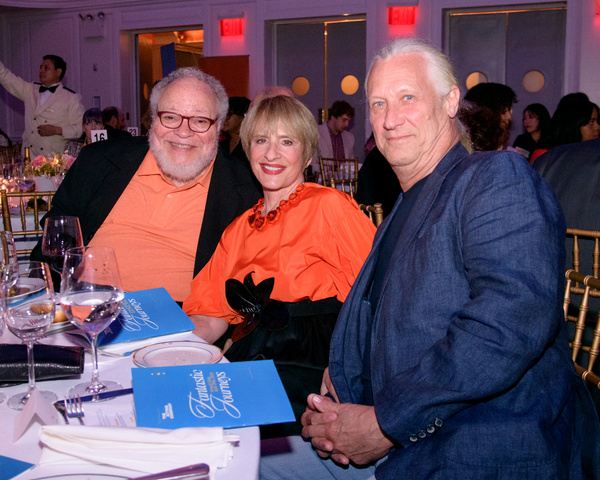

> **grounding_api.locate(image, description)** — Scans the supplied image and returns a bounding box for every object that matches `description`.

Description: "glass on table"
[4,261,57,410]
[41,216,84,283]
[0,230,19,404]
[60,246,125,397]
[11,163,35,192]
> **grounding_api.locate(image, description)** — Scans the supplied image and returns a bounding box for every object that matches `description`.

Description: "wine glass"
[5,261,57,410]
[60,246,124,396]
[41,216,83,285]
[0,231,19,404]
[11,163,35,192]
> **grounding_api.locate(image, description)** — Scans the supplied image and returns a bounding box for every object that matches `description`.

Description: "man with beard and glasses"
[31,67,262,302]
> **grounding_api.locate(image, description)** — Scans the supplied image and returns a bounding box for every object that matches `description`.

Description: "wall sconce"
[388,6,417,26]
[220,16,244,37]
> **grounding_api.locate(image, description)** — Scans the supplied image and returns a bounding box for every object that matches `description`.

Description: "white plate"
[6,277,46,303]
[133,341,223,368]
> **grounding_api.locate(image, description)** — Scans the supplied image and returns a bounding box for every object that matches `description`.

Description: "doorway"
[135,28,204,135]
[271,17,367,162]
[444,3,567,145]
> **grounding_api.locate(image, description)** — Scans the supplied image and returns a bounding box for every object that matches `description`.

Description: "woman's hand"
[189,314,228,344]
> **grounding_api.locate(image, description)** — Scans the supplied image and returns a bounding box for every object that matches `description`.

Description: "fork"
[64,395,85,425]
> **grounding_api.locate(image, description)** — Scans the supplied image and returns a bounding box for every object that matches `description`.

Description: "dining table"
[0,327,260,480]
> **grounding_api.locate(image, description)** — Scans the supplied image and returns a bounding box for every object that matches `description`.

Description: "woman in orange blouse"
[183,95,376,434]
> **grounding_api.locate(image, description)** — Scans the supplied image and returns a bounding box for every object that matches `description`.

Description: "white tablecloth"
[0,329,260,480]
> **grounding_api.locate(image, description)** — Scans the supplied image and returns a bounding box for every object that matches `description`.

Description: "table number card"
[90,129,107,142]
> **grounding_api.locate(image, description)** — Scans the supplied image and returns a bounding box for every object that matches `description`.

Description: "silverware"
[64,395,85,425]
[131,463,209,480]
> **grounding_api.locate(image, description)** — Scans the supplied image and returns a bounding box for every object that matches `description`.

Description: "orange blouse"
[183,183,376,325]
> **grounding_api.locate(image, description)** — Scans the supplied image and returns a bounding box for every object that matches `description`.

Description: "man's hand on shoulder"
[301,394,394,466]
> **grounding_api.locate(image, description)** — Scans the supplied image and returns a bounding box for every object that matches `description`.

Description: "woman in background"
[512,103,551,160]
[531,93,600,163]
[64,108,103,158]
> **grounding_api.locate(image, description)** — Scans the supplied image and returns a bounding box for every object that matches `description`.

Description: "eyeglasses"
[157,111,218,133]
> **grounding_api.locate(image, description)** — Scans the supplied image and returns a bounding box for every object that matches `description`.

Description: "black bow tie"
[39,85,58,93]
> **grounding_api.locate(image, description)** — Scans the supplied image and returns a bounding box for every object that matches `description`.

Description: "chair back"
[1,189,54,255]
[319,156,359,197]
[0,144,22,164]
[564,269,600,389]
[566,228,600,278]
[359,203,384,227]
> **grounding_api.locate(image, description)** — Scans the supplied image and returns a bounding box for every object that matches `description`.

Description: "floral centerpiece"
[27,152,76,178]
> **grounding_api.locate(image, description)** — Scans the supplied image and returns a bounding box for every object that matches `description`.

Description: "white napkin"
[38,425,238,478]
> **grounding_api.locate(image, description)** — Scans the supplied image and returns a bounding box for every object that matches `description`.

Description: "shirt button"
[167,194,172,198]
[409,435,418,443]
[426,425,435,434]
[418,430,426,439]
[434,418,443,428]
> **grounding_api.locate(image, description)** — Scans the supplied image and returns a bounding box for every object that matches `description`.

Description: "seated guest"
[512,103,551,160]
[31,67,262,302]
[219,96,251,162]
[355,145,400,218]
[530,93,599,162]
[102,106,132,138]
[260,38,600,480]
[64,108,103,158]
[183,95,376,435]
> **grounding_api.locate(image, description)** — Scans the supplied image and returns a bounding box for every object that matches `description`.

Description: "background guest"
[512,102,551,160]
[64,108,104,158]
[531,92,600,162]
[184,95,376,437]
[219,96,251,162]
[102,106,132,138]
[460,82,517,151]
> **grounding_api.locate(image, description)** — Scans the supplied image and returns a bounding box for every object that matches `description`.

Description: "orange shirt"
[183,183,376,324]
[89,151,213,301]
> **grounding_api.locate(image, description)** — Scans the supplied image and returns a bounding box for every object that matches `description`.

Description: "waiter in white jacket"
[0,55,84,156]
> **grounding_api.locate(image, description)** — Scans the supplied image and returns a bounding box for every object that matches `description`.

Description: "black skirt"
[215,297,342,438]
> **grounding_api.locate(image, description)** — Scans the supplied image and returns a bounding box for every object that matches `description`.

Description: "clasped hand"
[300,368,394,466]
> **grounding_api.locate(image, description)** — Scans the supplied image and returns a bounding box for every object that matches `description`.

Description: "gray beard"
[149,129,217,185]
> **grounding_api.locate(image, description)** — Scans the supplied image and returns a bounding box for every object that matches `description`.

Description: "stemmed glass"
[5,261,57,410]
[11,163,35,192]
[0,231,19,404]
[41,216,83,287]
[60,246,124,396]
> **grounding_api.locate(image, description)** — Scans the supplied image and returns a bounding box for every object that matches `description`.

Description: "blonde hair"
[240,95,318,168]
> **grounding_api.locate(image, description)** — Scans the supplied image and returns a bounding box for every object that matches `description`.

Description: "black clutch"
[0,344,84,386]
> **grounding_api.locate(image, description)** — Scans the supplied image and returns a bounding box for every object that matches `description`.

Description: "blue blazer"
[329,143,600,479]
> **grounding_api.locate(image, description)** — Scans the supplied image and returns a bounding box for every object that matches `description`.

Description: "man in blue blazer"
[261,39,599,480]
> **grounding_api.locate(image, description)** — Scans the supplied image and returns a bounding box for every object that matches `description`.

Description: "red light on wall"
[220,18,244,36]
[388,6,417,26]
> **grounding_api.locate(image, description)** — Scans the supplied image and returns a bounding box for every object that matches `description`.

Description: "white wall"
[0,0,597,142]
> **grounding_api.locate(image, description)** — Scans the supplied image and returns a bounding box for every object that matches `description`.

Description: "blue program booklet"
[97,287,195,351]
[132,360,295,429]
[0,455,33,479]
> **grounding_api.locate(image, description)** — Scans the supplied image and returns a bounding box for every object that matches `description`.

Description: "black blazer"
[31,136,262,276]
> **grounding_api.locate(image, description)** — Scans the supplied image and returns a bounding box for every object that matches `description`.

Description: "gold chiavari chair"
[563,269,600,389]
[319,156,359,197]
[566,228,600,278]
[359,203,384,228]
[1,189,54,255]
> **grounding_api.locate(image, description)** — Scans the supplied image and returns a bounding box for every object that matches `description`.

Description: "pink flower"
[31,155,47,168]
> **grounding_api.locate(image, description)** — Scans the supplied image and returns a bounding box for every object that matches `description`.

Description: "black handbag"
[0,344,84,386]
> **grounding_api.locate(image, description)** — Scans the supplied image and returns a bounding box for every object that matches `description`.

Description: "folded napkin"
[39,425,239,478]
[0,344,84,386]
